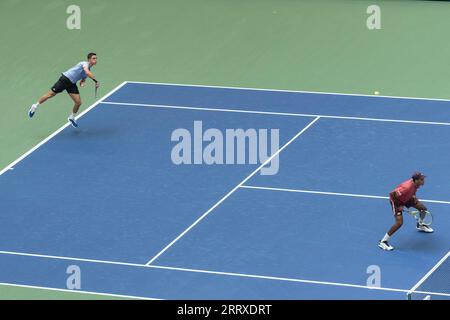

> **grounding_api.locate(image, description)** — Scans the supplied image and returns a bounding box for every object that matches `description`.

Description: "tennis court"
[0,82,449,299]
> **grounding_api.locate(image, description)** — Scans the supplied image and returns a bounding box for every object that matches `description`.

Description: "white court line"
[0,250,145,268]
[0,281,157,300]
[144,116,322,266]
[149,264,450,298]
[1,250,449,298]
[126,80,450,103]
[407,251,450,300]
[101,101,450,127]
[0,81,128,177]
[241,185,450,205]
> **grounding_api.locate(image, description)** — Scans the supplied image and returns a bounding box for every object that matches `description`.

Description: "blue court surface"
[1,82,449,299]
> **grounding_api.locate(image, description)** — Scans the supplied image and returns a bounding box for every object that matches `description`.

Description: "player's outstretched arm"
[83,66,99,88]
[83,66,95,80]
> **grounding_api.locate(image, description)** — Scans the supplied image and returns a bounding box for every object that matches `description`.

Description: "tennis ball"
[374,91,380,95]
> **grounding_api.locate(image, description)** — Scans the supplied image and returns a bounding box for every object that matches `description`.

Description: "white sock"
[69,113,76,119]
[382,233,390,242]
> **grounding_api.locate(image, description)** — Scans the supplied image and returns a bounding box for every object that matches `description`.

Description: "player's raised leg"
[67,93,82,128]
[29,91,57,118]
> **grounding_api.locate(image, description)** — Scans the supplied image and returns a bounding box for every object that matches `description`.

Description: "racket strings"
[410,209,433,226]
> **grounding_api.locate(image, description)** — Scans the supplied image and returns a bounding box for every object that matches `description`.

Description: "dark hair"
[412,172,425,181]
[87,52,97,60]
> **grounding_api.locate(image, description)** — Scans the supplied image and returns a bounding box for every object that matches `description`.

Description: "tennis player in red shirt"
[378,172,433,251]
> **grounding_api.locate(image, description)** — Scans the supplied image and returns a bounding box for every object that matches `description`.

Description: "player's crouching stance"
[378,172,433,251]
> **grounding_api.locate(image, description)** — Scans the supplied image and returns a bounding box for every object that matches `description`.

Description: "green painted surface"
[0,284,136,300]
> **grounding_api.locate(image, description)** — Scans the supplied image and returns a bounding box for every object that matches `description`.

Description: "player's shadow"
[398,232,441,252]
[63,126,120,139]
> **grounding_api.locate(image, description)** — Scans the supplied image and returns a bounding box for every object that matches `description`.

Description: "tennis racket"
[95,85,98,99]
[406,208,433,226]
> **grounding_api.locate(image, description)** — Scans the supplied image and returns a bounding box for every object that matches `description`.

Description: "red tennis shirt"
[391,179,417,204]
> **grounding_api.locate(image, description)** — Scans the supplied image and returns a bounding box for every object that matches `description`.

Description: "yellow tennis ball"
[374,91,380,95]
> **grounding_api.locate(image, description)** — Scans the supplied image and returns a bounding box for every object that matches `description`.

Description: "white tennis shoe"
[378,240,394,251]
[29,104,38,118]
[416,223,433,233]
[68,116,78,128]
